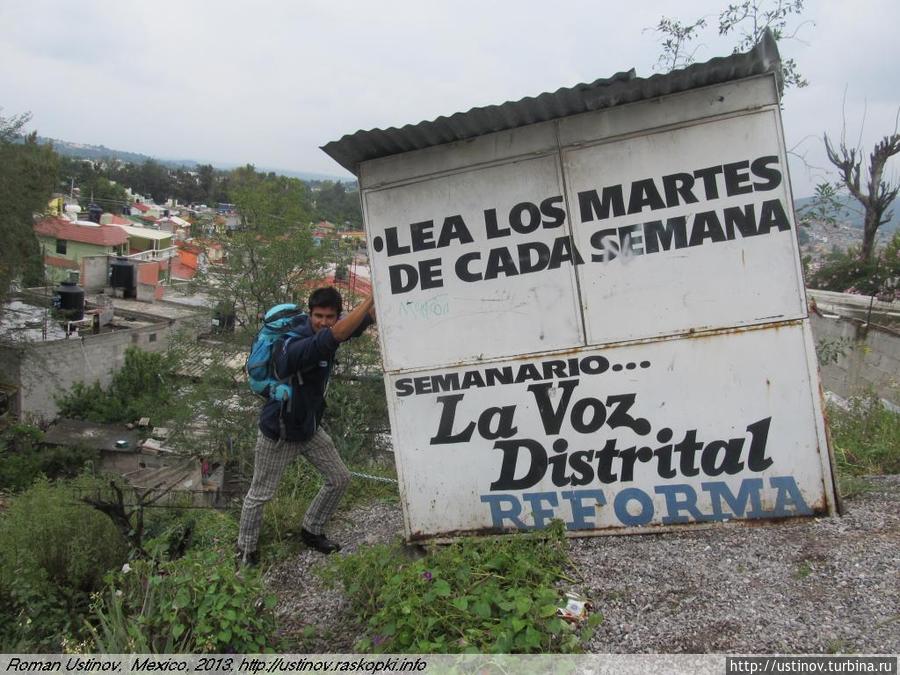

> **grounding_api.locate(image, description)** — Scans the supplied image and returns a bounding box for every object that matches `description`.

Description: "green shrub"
[0,423,97,491]
[142,509,238,562]
[56,347,176,424]
[807,250,880,294]
[807,232,900,297]
[89,550,278,653]
[815,336,853,367]
[0,478,128,650]
[324,522,600,654]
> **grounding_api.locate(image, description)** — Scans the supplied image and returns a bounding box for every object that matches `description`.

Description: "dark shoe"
[236,548,259,567]
[300,528,341,554]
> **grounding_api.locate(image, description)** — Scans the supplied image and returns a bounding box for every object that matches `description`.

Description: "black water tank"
[88,203,103,223]
[109,257,136,289]
[53,281,85,321]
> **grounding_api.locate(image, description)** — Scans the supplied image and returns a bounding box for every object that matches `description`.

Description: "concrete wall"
[82,255,110,292]
[2,298,206,423]
[38,237,115,263]
[6,321,169,424]
[80,256,170,301]
[810,312,900,405]
[39,240,118,286]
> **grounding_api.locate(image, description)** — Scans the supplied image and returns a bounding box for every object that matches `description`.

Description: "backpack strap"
[272,334,304,386]
[271,332,304,441]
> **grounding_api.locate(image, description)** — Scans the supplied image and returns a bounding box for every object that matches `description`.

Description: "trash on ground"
[557,592,593,625]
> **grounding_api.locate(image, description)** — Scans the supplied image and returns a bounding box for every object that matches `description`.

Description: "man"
[238,287,375,563]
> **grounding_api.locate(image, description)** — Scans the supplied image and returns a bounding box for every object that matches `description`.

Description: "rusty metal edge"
[413,511,831,545]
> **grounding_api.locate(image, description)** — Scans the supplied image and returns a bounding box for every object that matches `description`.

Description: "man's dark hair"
[308,286,343,315]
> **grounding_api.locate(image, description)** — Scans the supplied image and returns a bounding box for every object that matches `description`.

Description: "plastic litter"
[557,592,593,625]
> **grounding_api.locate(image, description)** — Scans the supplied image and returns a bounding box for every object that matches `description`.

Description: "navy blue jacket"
[258,313,374,442]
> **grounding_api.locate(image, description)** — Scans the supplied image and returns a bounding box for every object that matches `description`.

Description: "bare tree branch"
[824,122,900,262]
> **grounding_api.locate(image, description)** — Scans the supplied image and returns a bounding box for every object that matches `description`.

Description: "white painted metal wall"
[359,74,837,540]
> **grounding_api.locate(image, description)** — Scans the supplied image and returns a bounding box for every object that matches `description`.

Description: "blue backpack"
[246,303,306,402]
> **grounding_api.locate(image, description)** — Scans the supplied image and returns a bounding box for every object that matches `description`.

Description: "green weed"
[795,561,812,579]
[826,638,851,654]
[836,474,873,500]
[323,521,600,654]
[828,392,900,480]
[89,550,278,654]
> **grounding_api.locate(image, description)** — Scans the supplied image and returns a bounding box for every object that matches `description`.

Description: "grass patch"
[828,392,900,478]
[794,561,812,580]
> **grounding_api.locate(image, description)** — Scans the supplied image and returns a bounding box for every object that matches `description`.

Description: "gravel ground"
[265,476,899,654]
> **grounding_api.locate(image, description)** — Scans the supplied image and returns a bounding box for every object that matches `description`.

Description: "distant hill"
[794,193,900,233]
[34,136,352,183]
[25,136,900,218]
[36,136,165,166]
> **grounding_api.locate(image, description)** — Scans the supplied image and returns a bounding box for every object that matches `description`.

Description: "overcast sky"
[2,0,898,197]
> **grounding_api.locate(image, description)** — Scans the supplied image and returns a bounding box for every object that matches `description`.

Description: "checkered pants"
[237,428,350,553]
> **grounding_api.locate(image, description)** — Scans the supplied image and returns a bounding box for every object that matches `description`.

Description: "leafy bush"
[89,550,278,653]
[808,251,880,294]
[808,231,900,298]
[142,508,238,562]
[0,423,97,491]
[56,347,175,424]
[324,522,600,654]
[0,478,128,650]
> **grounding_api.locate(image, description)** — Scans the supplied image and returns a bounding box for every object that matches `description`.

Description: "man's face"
[309,306,339,333]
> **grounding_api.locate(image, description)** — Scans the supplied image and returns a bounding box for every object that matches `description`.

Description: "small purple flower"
[373,635,386,646]
[422,570,433,581]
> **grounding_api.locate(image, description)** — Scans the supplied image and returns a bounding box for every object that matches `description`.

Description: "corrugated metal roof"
[321,30,781,175]
[174,341,246,381]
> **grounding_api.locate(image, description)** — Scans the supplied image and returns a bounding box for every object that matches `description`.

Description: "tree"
[717,0,809,89]
[796,181,844,229]
[650,16,708,72]
[824,124,900,263]
[0,109,59,304]
[171,168,200,205]
[136,159,172,204]
[206,165,325,332]
[311,179,363,229]
[57,155,130,214]
[196,164,217,205]
[83,176,129,213]
[651,0,810,89]
[171,168,386,480]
